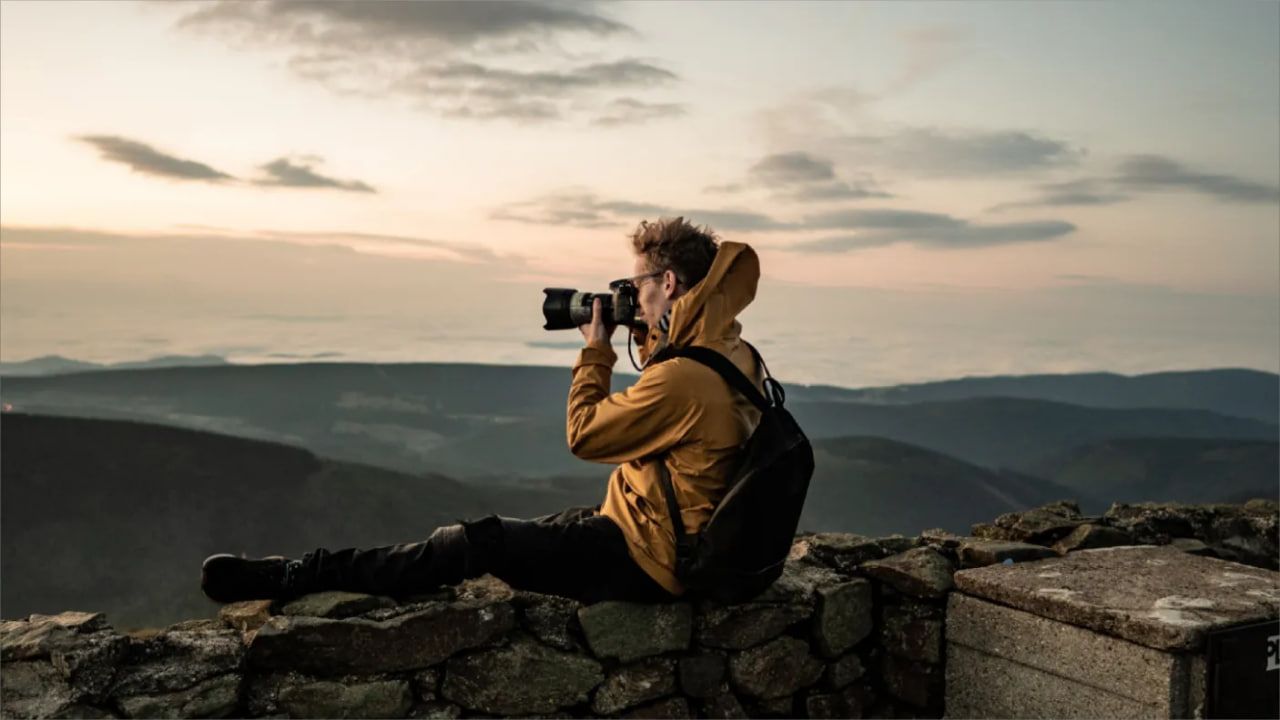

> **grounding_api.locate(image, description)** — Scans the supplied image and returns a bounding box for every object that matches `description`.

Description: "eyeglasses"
[629,270,664,287]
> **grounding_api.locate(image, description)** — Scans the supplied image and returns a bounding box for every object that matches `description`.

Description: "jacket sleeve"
[567,343,699,464]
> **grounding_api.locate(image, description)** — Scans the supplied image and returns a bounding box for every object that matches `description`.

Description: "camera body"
[542,279,645,331]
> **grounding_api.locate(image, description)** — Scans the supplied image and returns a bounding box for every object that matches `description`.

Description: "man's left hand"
[580,297,617,348]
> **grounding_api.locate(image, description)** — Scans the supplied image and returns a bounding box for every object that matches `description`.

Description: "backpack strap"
[672,344,771,412]
[656,342,774,573]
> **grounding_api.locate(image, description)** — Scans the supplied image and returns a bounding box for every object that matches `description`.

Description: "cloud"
[837,128,1085,176]
[885,25,972,95]
[592,98,687,127]
[491,193,796,231]
[988,155,1279,211]
[708,151,892,203]
[253,157,376,193]
[173,1,681,125]
[789,209,1076,252]
[987,179,1131,213]
[1113,155,1280,204]
[74,135,235,182]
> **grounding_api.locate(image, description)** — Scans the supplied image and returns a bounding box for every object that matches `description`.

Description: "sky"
[2,0,1278,388]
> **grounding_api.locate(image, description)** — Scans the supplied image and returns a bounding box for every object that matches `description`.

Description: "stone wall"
[2,499,1275,719]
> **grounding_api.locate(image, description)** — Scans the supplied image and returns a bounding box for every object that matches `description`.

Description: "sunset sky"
[2,0,1277,387]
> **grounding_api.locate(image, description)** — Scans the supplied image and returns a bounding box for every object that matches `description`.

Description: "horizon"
[3,1,1278,388]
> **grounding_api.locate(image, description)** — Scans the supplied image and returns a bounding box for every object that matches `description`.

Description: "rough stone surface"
[577,602,691,663]
[806,683,875,719]
[111,627,244,697]
[694,603,810,650]
[279,592,397,619]
[115,673,242,719]
[249,598,515,675]
[698,692,748,719]
[822,652,866,690]
[413,667,440,703]
[513,591,582,652]
[591,658,676,715]
[974,500,1091,545]
[861,548,955,599]
[678,652,726,699]
[813,579,873,657]
[752,559,845,605]
[1,660,78,719]
[621,696,691,719]
[1169,537,1216,557]
[728,636,824,700]
[1051,524,1136,554]
[881,652,944,711]
[440,636,603,714]
[408,701,462,719]
[248,673,413,719]
[791,533,922,575]
[0,611,127,702]
[881,605,944,664]
[953,544,1280,650]
[957,539,1059,569]
[1102,501,1279,570]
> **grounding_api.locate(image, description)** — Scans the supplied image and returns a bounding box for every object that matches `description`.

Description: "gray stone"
[694,603,810,650]
[1100,501,1279,570]
[249,674,413,719]
[513,591,582,652]
[408,702,462,719]
[881,653,944,710]
[1,611,127,700]
[115,673,242,719]
[881,605,943,664]
[698,692,748,719]
[621,696,691,719]
[1169,537,1217,557]
[861,548,955,599]
[790,534,922,575]
[728,636,824,699]
[1052,524,1136,554]
[813,579,873,657]
[947,593,1200,717]
[218,601,274,635]
[440,636,603,714]
[752,559,845,605]
[279,591,398,619]
[577,602,691,663]
[591,658,676,715]
[952,545,1280,651]
[806,683,875,719]
[823,653,866,690]
[48,704,118,719]
[1,660,77,719]
[749,695,797,718]
[111,628,244,697]
[413,668,440,702]
[975,500,1091,545]
[958,539,1059,569]
[249,596,515,675]
[678,652,726,699]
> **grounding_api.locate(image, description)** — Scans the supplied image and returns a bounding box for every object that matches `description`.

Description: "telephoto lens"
[542,289,613,330]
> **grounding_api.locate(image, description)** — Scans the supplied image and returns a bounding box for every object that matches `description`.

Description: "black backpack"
[656,343,815,604]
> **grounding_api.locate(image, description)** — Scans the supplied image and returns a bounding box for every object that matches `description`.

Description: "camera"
[542,279,645,331]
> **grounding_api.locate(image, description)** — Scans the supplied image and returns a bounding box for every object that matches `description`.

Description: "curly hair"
[629,216,720,289]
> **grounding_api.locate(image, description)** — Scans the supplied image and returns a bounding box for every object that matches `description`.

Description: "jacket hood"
[665,241,760,351]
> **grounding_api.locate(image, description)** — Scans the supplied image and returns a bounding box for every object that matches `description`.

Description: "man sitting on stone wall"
[201,216,765,605]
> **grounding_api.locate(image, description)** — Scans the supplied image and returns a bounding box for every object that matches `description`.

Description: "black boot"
[200,554,303,603]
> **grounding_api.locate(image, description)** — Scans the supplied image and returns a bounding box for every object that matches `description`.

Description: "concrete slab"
[945,645,1163,719]
[952,545,1280,651]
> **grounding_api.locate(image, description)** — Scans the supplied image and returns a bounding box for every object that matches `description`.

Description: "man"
[201,217,763,604]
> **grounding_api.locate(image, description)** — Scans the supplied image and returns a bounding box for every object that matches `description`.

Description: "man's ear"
[663,269,681,299]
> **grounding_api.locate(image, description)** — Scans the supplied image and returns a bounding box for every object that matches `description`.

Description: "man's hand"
[580,297,617,348]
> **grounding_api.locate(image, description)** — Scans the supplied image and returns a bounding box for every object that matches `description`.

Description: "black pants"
[293,505,676,604]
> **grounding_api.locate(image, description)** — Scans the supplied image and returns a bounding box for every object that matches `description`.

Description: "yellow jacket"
[566,242,764,595]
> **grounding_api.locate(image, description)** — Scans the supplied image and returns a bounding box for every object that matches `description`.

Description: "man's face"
[632,255,674,330]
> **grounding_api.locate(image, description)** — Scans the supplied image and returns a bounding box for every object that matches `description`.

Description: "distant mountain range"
[10,411,1270,630]
[0,354,230,376]
[1,363,1275,480]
